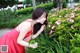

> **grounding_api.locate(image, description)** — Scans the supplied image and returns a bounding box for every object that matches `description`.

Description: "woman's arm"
[17,22,32,47]
[32,25,45,39]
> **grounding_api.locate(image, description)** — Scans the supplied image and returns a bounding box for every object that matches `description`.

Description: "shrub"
[17,2,67,15]
[27,6,80,53]
[16,7,33,14]
[0,9,32,28]
[16,2,53,14]
[0,9,17,22]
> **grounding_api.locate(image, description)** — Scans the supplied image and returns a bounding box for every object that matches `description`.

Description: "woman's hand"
[30,42,38,48]
[32,25,45,39]
[40,25,45,32]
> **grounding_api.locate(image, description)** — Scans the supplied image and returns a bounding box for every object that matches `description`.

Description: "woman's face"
[37,12,46,24]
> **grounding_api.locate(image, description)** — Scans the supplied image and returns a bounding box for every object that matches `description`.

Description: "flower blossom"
[55,20,61,25]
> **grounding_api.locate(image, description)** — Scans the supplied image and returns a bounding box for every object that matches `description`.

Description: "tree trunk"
[32,0,36,10]
[60,0,63,10]
[53,0,62,11]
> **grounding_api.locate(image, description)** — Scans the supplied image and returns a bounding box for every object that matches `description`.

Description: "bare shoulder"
[20,21,31,28]
[16,21,32,32]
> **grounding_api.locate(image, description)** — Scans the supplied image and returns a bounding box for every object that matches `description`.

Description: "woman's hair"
[32,8,48,34]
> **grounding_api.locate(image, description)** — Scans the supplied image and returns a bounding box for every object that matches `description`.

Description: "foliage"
[0,2,53,28]
[27,6,80,53]
[0,9,16,22]
[16,2,53,14]
[0,9,32,28]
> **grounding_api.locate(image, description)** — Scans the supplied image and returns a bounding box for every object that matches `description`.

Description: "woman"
[0,8,48,53]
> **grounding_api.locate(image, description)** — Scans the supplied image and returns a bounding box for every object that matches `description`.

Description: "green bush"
[0,2,54,28]
[16,7,33,14]
[0,9,18,28]
[47,8,80,53]
[17,2,67,14]
[27,7,80,53]
[0,9,32,28]
[16,2,53,14]
[37,2,53,11]
[0,9,17,22]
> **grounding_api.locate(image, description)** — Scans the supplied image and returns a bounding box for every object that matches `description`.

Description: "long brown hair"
[32,8,48,34]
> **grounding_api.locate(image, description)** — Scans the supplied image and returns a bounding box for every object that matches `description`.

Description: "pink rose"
[71,25,74,29]
[51,25,56,29]
[69,19,74,23]
[67,18,74,23]
[75,7,79,11]
[70,15,75,19]
[49,30,54,34]
[74,4,79,11]
[55,20,61,25]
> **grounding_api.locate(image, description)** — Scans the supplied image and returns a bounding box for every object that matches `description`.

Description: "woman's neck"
[32,20,38,25]
[31,19,39,26]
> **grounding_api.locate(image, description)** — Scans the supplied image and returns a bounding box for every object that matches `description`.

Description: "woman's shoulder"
[15,19,32,32]
[21,20,32,27]
[23,18,32,22]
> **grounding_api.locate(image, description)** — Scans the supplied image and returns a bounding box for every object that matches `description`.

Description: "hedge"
[16,2,53,14]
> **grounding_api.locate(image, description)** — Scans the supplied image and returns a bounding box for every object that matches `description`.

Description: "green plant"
[0,9,17,22]
[16,2,53,14]
[27,6,80,53]
[0,9,32,28]
[16,7,33,14]
[70,47,80,53]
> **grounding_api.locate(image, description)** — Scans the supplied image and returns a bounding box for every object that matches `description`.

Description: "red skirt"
[0,29,25,53]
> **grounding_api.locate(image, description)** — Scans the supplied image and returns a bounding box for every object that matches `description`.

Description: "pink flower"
[55,20,61,25]
[71,25,74,29]
[49,30,54,34]
[70,15,75,19]
[51,25,56,29]
[69,19,74,23]
[67,18,74,23]
[75,7,79,11]
[74,5,79,11]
